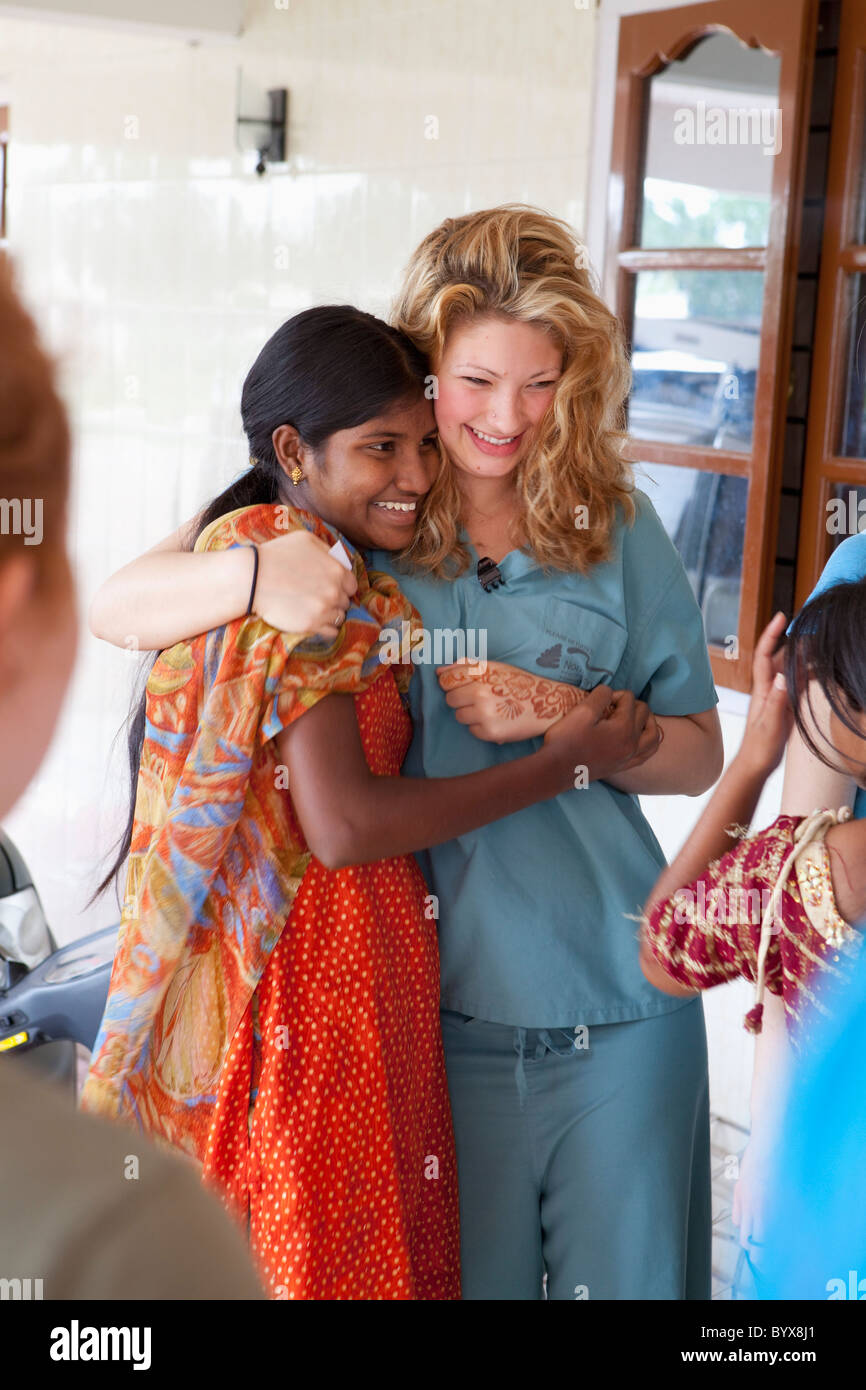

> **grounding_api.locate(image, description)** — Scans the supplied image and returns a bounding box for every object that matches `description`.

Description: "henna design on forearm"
[441,660,592,729]
[528,681,587,721]
[484,665,586,723]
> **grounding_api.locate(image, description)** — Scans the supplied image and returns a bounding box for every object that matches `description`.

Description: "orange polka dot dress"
[80,502,460,1301]
[203,671,460,1300]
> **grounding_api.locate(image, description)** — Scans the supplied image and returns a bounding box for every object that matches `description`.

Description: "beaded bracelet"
[246,545,260,616]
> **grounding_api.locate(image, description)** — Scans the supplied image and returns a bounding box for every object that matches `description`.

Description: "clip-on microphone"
[476,556,505,593]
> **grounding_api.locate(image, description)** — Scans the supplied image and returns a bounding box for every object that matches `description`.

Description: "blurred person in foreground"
[0,255,263,1299]
[752,942,866,1299]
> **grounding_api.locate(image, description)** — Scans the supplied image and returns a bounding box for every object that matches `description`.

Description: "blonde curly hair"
[391,204,635,577]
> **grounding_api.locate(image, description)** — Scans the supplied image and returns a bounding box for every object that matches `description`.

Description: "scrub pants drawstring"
[512,1027,581,1106]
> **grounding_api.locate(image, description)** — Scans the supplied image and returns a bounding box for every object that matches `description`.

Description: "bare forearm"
[90,547,250,649]
[283,686,661,868]
[645,753,767,915]
[606,712,723,795]
[330,748,569,865]
[746,989,791,1142]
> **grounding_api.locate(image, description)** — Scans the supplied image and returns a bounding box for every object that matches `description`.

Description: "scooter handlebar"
[0,925,118,1053]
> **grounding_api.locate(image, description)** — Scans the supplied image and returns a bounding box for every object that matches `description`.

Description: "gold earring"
[290,464,303,485]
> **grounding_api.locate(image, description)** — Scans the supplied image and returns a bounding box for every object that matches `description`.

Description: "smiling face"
[273,394,439,552]
[432,315,563,481]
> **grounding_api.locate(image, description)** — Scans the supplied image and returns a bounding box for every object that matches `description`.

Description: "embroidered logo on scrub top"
[536,598,628,686]
[536,643,562,669]
[535,636,614,685]
[536,640,591,671]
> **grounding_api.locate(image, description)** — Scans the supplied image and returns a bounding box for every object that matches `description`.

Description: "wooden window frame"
[605,0,818,693]
[795,0,866,608]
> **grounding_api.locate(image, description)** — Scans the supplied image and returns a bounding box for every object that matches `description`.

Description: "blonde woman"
[90,206,723,1299]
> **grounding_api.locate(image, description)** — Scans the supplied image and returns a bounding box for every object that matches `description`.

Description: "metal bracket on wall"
[236,82,288,176]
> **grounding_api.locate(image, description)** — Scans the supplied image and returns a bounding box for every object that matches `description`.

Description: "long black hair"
[95,305,430,899]
[786,573,866,778]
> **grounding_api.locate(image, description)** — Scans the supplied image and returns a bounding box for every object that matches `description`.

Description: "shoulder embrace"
[196,502,331,554]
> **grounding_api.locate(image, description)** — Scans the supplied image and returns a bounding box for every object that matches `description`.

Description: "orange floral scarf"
[80,502,420,1160]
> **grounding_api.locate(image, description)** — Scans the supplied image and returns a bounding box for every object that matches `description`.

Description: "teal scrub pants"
[440,997,711,1300]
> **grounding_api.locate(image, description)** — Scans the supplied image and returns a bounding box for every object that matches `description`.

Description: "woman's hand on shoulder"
[254,531,358,639]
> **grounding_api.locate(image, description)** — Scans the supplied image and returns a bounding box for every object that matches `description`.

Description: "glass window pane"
[840,276,866,458]
[827,483,866,551]
[639,32,781,250]
[636,461,748,646]
[628,270,763,451]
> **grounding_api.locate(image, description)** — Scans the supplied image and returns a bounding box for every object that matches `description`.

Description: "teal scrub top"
[794,532,866,821]
[370,488,719,1028]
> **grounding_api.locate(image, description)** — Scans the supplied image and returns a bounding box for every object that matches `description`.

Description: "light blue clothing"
[753,947,866,1299]
[805,530,866,600]
[791,532,866,820]
[372,488,719,1028]
[440,998,711,1299]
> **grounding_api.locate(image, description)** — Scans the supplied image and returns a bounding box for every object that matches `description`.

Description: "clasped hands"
[437,658,663,783]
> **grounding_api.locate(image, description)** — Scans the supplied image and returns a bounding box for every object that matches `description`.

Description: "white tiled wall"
[1,0,763,1129]
[1,0,597,939]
